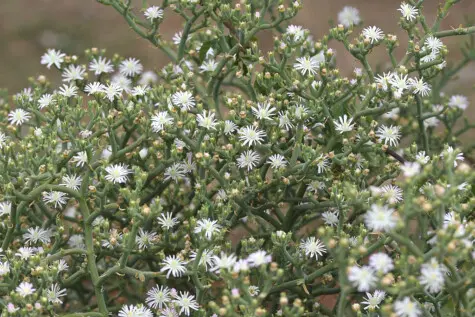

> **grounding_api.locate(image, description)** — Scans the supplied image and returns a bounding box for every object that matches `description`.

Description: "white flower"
[398,2,418,21]
[364,204,397,232]
[102,83,123,101]
[375,72,394,91]
[321,210,339,226]
[380,184,403,204]
[0,261,10,276]
[238,126,266,147]
[62,64,86,82]
[369,252,394,273]
[278,111,294,131]
[420,50,439,63]
[267,154,287,169]
[46,283,67,304]
[247,250,272,267]
[389,73,409,94]
[136,229,158,250]
[315,154,330,174]
[16,281,36,297]
[211,253,237,273]
[190,249,215,271]
[15,247,36,260]
[160,255,187,278]
[172,31,184,45]
[79,130,92,139]
[394,297,421,317]
[361,290,386,310]
[38,93,55,109]
[171,91,196,110]
[84,82,104,95]
[362,26,384,44]
[233,259,250,273]
[333,115,355,134]
[72,151,88,167]
[448,95,468,110]
[60,174,82,191]
[8,109,30,126]
[376,125,401,147]
[144,6,164,21]
[118,305,153,317]
[41,49,65,69]
[0,132,6,149]
[159,307,179,317]
[56,259,69,273]
[251,102,276,120]
[0,201,12,217]
[146,285,170,309]
[89,56,114,75]
[348,265,377,292]
[105,164,132,184]
[139,71,158,86]
[173,291,199,316]
[111,74,132,92]
[419,258,445,293]
[401,161,421,177]
[199,59,218,73]
[6,303,19,313]
[425,36,443,53]
[416,151,430,164]
[409,78,431,96]
[68,234,85,249]
[151,111,174,133]
[294,56,320,76]
[157,212,179,230]
[42,191,69,208]
[338,6,361,28]
[237,150,260,171]
[119,57,143,77]
[300,237,326,260]
[286,25,306,41]
[197,110,218,130]
[442,146,464,167]
[164,163,186,182]
[224,120,238,135]
[59,83,78,97]
[194,218,221,240]
[131,85,149,96]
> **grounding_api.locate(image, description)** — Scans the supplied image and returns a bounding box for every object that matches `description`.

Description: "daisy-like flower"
[84,82,104,95]
[338,6,361,28]
[267,154,287,169]
[56,259,69,273]
[6,303,19,313]
[211,253,238,273]
[401,161,421,177]
[171,91,196,111]
[41,49,65,69]
[196,110,218,130]
[102,83,123,101]
[131,85,149,97]
[394,297,421,317]
[159,307,179,317]
[190,249,215,271]
[0,201,12,217]
[59,83,78,97]
[425,36,443,53]
[119,57,143,77]
[286,25,306,41]
[0,132,6,149]
[160,255,187,278]
[423,114,440,128]
[380,184,403,204]
[251,102,276,120]
[118,305,153,317]
[46,283,67,304]
[233,259,250,273]
[157,212,179,230]
[248,285,260,297]
[89,56,114,75]
[416,151,430,164]
[361,290,386,310]
[409,78,431,96]
[15,247,36,260]
[146,285,170,309]
[369,252,394,273]
[72,151,88,167]
[237,150,260,171]
[420,50,439,63]
[164,163,186,183]
[300,237,327,260]
[362,26,384,44]
[375,72,394,91]
[16,281,36,297]
[68,234,85,249]
[0,261,10,276]
[333,115,355,134]
[151,111,174,133]
[442,146,464,167]
[348,265,377,292]
[315,154,330,174]
[199,59,218,73]
[111,74,132,92]
[38,93,55,109]
[278,111,293,131]
[172,31,184,45]
[144,6,164,21]
[389,73,409,94]
[105,164,132,184]
[238,126,266,147]
[224,120,238,135]
[448,95,468,110]
[62,64,86,82]
[173,291,199,316]
[136,229,158,250]
[194,218,221,240]
[8,109,30,126]
[294,56,320,76]
[376,125,401,147]
[60,174,82,191]
[321,210,339,226]
[364,204,398,232]
[247,250,272,267]
[419,258,445,293]
[42,191,69,208]
[398,2,418,21]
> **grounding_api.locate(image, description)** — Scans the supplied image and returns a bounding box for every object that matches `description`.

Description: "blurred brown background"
[1,0,475,97]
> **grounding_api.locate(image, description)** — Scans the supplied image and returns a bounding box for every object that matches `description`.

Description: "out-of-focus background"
[1,0,475,98]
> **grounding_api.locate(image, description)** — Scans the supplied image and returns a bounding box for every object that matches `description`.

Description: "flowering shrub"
[1,0,475,316]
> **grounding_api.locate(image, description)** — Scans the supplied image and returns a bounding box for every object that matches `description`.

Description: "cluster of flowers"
[0,0,475,316]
